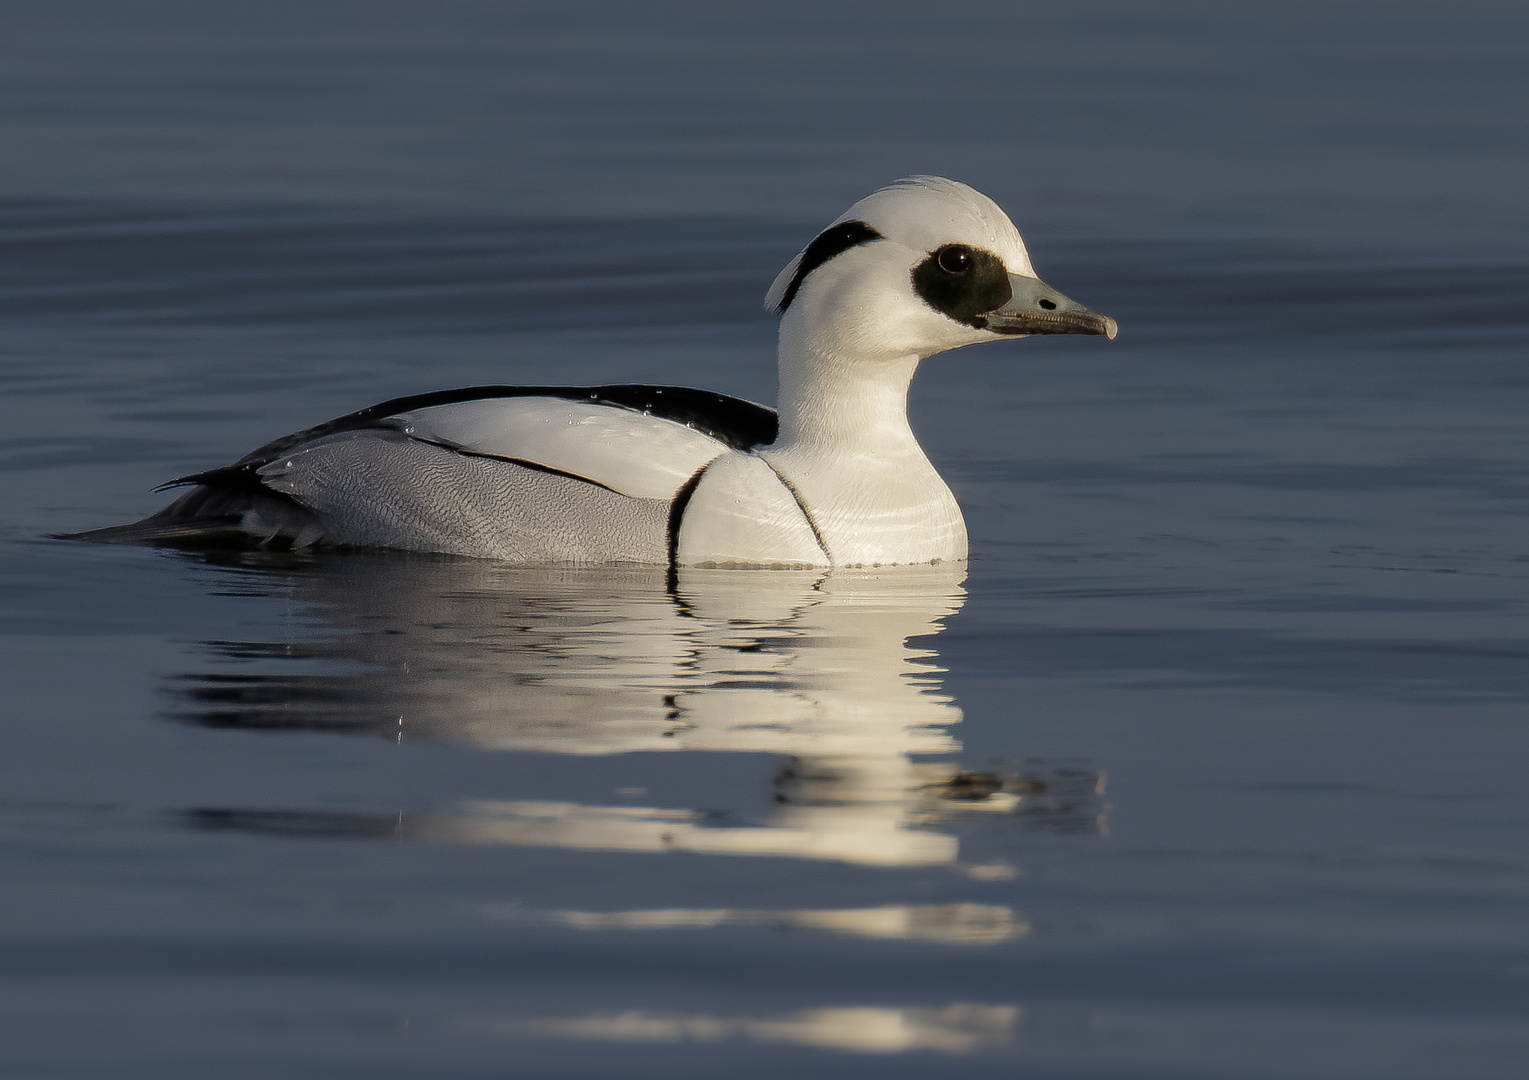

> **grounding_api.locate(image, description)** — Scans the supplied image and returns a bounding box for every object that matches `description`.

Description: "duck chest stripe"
[666,461,712,570]
[759,458,832,563]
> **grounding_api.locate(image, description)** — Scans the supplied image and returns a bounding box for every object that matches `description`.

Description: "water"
[1,3,1527,1077]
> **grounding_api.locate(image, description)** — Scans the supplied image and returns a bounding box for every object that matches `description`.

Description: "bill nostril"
[1038,298,1057,311]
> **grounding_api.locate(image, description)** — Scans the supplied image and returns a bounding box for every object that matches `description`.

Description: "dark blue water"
[1,3,1526,1077]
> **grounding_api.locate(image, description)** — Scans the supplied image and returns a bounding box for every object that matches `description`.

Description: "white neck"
[775,337,922,453]
[761,318,968,567]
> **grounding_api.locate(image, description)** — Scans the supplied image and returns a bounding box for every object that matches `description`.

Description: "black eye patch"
[913,245,1011,327]
[772,220,883,313]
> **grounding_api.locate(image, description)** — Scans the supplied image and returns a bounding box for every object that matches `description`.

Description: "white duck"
[76,176,1116,568]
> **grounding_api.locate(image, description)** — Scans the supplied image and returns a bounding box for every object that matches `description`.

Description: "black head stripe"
[773,220,883,313]
[912,246,1011,327]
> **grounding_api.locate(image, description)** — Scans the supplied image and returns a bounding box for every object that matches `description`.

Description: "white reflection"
[468,1002,1018,1054]
[481,901,1029,945]
[177,557,1106,869]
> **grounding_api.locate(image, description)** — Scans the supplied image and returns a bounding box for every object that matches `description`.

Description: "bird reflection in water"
[466,1002,1022,1055]
[173,553,1106,948]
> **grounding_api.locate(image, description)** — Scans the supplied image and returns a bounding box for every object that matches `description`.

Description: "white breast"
[676,453,826,568]
[758,444,968,567]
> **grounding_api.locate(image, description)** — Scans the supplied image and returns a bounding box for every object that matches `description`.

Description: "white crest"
[766,176,1034,312]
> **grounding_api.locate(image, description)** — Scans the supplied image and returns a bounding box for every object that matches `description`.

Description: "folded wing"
[67,385,780,562]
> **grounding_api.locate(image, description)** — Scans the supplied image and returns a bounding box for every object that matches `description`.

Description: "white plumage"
[75,177,1116,568]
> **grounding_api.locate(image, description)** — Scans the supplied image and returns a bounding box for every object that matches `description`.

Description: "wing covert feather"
[394,398,731,500]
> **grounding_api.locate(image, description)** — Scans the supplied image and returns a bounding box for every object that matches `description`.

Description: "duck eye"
[936,246,972,274]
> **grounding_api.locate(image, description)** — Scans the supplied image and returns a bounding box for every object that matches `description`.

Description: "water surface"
[1,4,1527,1078]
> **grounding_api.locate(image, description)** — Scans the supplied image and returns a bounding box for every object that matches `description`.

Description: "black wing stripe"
[156,462,308,507]
[163,433,630,499]
[220,384,777,475]
[406,437,623,493]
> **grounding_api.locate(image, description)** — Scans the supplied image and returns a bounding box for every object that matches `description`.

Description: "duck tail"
[57,482,313,550]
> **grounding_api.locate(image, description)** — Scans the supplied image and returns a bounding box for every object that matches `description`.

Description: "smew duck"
[74,177,1116,568]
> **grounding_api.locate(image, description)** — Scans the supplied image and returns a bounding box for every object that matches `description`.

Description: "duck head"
[767,176,1116,363]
